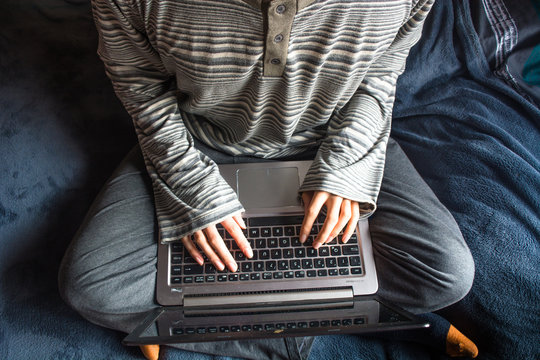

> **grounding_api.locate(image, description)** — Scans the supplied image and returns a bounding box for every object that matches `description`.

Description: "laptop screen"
[124,297,428,345]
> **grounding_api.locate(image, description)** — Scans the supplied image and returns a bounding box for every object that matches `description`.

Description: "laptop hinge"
[183,288,353,309]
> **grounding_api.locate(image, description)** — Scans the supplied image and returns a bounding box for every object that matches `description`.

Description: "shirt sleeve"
[298,0,434,218]
[92,0,244,242]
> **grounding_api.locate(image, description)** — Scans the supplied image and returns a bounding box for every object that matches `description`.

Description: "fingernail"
[313,242,321,249]
[229,262,238,272]
[246,248,253,258]
[215,260,225,271]
[300,234,307,243]
[342,235,349,243]
[239,218,247,229]
[195,256,204,265]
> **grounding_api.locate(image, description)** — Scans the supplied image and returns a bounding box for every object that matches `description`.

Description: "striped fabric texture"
[92,0,433,242]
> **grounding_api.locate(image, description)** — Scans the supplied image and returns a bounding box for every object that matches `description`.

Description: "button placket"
[263,0,296,77]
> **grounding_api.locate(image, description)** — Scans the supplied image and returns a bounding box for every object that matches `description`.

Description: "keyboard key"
[331,320,341,326]
[328,269,338,276]
[183,264,204,275]
[229,274,239,281]
[242,325,252,332]
[171,265,182,276]
[317,269,328,277]
[291,237,302,247]
[219,326,230,333]
[314,259,325,268]
[195,276,205,283]
[307,270,317,278]
[279,237,290,247]
[208,327,218,333]
[283,248,294,258]
[351,267,363,275]
[307,248,318,257]
[241,262,253,272]
[295,270,305,278]
[265,261,277,271]
[183,276,193,283]
[318,247,330,256]
[354,318,365,325]
[325,258,337,267]
[342,319,352,326]
[253,324,263,331]
[261,228,271,237]
[254,261,265,271]
[309,321,320,327]
[249,228,260,238]
[287,322,296,329]
[231,325,241,332]
[265,324,275,331]
[273,272,284,279]
[276,323,286,330]
[205,275,216,282]
[218,274,227,282]
[259,250,270,259]
[186,328,196,334]
[298,322,308,328]
[290,259,301,270]
[251,273,261,280]
[235,252,246,261]
[263,272,272,280]
[338,257,349,267]
[294,248,306,258]
[271,249,282,259]
[256,239,266,248]
[284,271,294,278]
[342,245,360,255]
[330,246,341,256]
[205,264,216,273]
[301,259,313,269]
[272,227,283,237]
[349,256,361,266]
[171,277,182,284]
[320,320,330,327]
[171,254,183,264]
[339,268,350,276]
[240,273,250,281]
[278,260,289,270]
[197,327,206,334]
[285,226,295,236]
[268,238,278,247]
[172,243,183,252]
[172,328,184,335]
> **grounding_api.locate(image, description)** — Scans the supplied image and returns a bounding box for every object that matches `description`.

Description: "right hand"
[181,213,253,272]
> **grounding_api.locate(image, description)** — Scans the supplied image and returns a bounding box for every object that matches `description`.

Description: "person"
[59,0,476,359]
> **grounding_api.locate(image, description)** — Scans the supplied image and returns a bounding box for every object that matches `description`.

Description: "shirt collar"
[241,0,317,12]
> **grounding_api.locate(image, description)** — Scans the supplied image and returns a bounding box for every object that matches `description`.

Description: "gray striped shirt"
[92,0,433,242]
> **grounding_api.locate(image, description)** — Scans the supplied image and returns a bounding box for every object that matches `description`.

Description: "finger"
[181,235,205,265]
[302,191,314,210]
[222,217,253,259]
[300,191,328,243]
[193,231,225,271]
[342,201,360,243]
[203,226,238,272]
[326,199,352,243]
[232,213,247,229]
[313,195,342,248]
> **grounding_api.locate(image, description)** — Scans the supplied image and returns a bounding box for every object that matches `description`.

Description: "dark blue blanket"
[1,1,538,359]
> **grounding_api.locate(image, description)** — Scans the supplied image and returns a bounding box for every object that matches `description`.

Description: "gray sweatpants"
[58,138,474,360]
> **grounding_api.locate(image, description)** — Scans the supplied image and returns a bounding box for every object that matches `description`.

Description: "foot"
[446,325,479,358]
[139,345,160,360]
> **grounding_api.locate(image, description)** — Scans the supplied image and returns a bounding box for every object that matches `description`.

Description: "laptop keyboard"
[170,215,363,285]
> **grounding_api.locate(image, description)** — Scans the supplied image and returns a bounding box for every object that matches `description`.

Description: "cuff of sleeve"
[298,162,381,219]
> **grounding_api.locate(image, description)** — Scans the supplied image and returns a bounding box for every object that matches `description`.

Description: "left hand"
[300,190,360,249]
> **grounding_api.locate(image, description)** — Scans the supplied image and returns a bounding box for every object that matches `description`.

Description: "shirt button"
[276,4,286,14]
[270,58,281,65]
[274,34,284,43]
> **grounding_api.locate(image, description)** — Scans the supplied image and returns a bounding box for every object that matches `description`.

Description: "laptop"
[124,161,428,345]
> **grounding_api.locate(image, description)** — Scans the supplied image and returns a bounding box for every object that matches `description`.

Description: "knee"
[419,234,475,312]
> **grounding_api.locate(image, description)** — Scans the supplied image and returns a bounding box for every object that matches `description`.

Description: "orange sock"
[446,325,479,358]
[139,345,160,360]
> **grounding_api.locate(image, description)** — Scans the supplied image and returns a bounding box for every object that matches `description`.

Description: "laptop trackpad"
[237,167,301,209]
